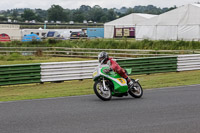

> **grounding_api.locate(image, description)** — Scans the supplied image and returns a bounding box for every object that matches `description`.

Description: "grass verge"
[0,56,94,65]
[0,70,200,102]
[1,39,200,50]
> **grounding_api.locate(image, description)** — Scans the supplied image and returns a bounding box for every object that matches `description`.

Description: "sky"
[0,0,200,10]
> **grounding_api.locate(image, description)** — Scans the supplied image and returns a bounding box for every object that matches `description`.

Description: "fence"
[117,56,177,75]
[177,54,200,71]
[0,54,200,86]
[41,60,99,82]
[0,64,41,86]
[0,47,199,58]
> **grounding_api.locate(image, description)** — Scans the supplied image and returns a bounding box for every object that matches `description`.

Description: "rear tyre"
[93,80,112,101]
[128,80,143,98]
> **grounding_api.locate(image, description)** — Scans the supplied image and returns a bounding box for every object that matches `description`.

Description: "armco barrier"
[40,60,99,82]
[1,55,200,86]
[177,54,200,71]
[117,56,177,75]
[0,64,41,86]
[40,56,178,82]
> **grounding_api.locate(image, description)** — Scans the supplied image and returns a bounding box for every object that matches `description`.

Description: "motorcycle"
[92,64,143,101]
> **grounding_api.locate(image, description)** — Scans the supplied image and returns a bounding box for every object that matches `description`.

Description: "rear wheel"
[128,80,143,98]
[93,80,112,101]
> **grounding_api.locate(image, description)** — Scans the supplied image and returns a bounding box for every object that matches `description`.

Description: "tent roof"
[22,34,41,41]
[104,13,157,26]
[137,4,200,26]
[25,34,39,37]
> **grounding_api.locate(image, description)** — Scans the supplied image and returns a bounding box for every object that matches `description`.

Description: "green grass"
[0,70,200,102]
[0,54,93,65]
[1,39,200,50]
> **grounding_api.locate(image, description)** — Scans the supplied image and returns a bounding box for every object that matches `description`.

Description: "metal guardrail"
[0,64,41,86]
[40,56,178,82]
[41,60,99,82]
[117,56,177,75]
[1,54,200,86]
[177,54,200,71]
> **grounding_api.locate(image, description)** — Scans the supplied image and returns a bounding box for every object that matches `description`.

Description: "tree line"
[0,5,176,23]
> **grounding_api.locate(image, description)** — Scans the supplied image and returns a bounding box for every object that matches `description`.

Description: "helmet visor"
[99,57,104,63]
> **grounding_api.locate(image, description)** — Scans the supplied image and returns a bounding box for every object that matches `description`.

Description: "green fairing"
[113,80,128,93]
[101,67,121,78]
[101,67,128,93]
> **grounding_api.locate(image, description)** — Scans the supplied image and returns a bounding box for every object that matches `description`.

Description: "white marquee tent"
[136,4,200,41]
[104,13,157,38]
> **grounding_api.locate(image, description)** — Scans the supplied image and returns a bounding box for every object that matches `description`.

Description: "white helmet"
[98,51,109,64]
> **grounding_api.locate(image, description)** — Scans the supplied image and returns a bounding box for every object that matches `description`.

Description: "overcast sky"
[1,0,200,10]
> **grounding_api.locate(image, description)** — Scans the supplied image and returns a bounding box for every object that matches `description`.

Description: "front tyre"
[93,80,112,101]
[128,81,143,98]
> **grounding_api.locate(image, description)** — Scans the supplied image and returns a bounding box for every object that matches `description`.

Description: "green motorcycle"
[92,64,143,101]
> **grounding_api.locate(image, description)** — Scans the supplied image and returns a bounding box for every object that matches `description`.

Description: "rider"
[98,51,134,88]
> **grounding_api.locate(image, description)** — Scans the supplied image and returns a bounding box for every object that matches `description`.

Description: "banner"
[124,28,130,36]
[115,28,122,37]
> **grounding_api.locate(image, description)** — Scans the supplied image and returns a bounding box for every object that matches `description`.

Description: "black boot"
[126,78,134,89]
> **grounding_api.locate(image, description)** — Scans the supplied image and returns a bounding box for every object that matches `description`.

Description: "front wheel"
[128,80,143,98]
[93,80,112,101]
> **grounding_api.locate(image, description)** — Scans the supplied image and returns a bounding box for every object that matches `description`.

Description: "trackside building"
[0,24,21,41]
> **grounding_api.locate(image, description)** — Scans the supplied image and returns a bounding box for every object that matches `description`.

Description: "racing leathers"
[104,58,129,81]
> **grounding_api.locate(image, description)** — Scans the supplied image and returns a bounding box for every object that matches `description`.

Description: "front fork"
[102,77,108,91]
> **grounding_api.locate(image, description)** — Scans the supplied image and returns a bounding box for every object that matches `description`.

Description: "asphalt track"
[1,85,200,133]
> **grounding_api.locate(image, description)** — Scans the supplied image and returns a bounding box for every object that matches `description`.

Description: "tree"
[167,5,177,11]
[35,9,48,22]
[72,10,84,22]
[0,4,178,23]
[106,9,117,21]
[120,7,128,14]
[47,5,66,21]
[0,16,7,22]
[11,9,18,20]
[79,5,91,21]
[125,8,134,15]
[21,9,36,21]
[89,5,105,22]
[80,5,91,12]
[63,9,72,22]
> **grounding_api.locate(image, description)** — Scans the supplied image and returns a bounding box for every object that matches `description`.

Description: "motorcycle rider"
[98,51,134,89]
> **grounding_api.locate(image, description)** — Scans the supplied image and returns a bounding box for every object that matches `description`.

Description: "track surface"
[1,85,200,133]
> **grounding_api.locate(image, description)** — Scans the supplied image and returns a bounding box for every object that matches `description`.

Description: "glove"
[103,68,112,74]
